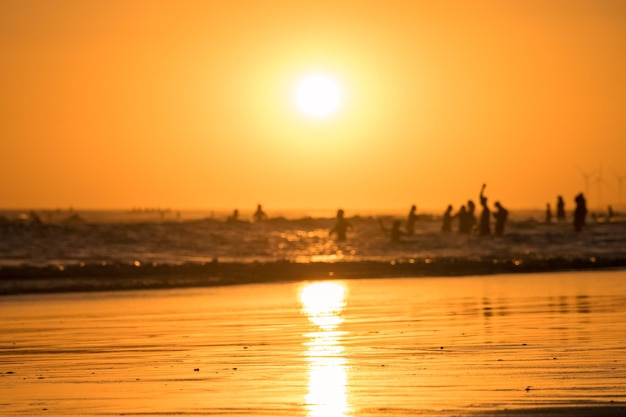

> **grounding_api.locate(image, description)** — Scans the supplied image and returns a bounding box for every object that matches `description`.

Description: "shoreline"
[2,272,625,416]
[2,257,625,296]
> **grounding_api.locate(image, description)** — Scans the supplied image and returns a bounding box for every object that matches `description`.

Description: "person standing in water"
[556,196,566,222]
[466,200,477,233]
[456,205,469,233]
[406,205,418,235]
[329,209,351,241]
[479,184,491,236]
[573,193,587,232]
[227,209,240,223]
[493,201,508,236]
[441,205,454,233]
[253,204,268,222]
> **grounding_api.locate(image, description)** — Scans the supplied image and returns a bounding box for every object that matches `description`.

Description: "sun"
[295,74,342,117]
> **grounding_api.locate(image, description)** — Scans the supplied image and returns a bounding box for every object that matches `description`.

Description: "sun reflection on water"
[299,282,349,417]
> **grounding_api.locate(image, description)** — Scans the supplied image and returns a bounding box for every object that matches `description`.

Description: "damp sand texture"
[1,270,625,416]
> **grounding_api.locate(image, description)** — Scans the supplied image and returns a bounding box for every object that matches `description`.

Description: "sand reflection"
[300,282,349,417]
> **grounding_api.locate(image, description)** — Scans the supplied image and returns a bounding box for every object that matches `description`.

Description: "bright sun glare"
[295,74,342,117]
[300,282,346,329]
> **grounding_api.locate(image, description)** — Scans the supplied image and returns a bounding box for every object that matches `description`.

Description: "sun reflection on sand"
[300,282,349,417]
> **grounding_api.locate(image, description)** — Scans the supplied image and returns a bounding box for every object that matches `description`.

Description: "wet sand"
[1,270,625,416]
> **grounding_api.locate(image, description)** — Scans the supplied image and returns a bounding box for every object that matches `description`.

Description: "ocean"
[2,208,626,415]
[1,208,625,295]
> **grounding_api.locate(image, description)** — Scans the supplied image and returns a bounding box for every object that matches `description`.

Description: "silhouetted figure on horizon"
[253,204,268,222]
[556,196,566,222]
[546,203,552,224]
[479,184,491,236]
[608,205,615,222]
[442,205,453,233]
[329,209,351,241]
[406,205,418,235]
[573,193,587,232]
[456,205,470,233]
[493,201,508,236]
[467,200,477,233]
[227,209,240,223]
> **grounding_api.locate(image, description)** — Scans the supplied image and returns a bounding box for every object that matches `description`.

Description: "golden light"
[295,74,342,117]
[300,281,346,328]
[299,281,349,417]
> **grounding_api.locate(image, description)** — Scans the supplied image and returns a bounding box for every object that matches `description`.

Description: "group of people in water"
[334,184,509,242]
[438,183,509,237]
[546,193,588,232]
[231,185,596,243]
[331,184,594,242]
[227,205,268,223]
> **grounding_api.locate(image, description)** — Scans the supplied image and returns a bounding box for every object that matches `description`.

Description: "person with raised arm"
[479,184,491,236]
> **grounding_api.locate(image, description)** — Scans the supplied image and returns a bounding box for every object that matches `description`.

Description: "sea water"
[0,209,624,294]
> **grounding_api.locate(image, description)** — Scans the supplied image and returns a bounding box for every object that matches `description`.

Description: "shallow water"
[1,270,625,416]
[2,210,625,295]
[1,209,624,269]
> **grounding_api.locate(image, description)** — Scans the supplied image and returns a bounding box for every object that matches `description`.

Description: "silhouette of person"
[546,203,552,224]
[573,193,587,232]
[442,205,453,233]
[493,201,508,236]
[329,209,351,241]
[467,200,477,233]
[607,205,615,222]
[227,209,240,223]
[406,205,418,235]
[556,196,566,222]
[456,205,470,233]
[253,204,267,222]
[479,184,491,236]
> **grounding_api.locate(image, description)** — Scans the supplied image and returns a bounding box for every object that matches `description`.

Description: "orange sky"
[1,0,625,213]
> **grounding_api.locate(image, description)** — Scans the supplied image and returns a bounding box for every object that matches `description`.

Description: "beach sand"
[1,270,625,416]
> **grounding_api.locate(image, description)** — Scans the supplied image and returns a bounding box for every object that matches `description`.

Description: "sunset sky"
[1,0,625,213]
